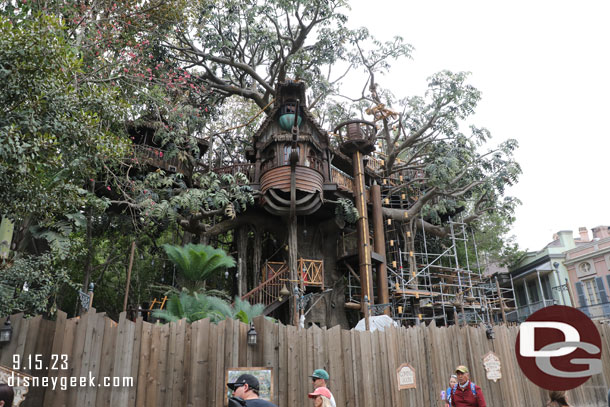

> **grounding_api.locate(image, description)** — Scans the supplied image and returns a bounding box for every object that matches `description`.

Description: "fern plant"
[162,243,235,293]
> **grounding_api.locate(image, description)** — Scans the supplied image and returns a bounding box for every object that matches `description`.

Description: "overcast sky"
[347,0,610,251]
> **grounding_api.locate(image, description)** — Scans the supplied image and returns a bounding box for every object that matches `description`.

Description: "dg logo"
[515,305,602,391]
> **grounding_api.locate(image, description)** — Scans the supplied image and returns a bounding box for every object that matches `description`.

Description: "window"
[583,278,601,305]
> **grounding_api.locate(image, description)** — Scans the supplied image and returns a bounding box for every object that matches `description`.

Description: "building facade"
[508,231,574,322]
[565,226,610,320]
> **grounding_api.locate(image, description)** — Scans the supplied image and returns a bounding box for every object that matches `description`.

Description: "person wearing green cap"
[310,369,336,407]
[449,365,486,407]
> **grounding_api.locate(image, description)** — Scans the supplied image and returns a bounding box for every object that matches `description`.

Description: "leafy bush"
[0,254,79,317]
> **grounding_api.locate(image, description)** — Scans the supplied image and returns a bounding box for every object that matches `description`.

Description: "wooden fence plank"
[135,321,152,407]
[6,311,610,407]
[110,312,134,406]
[155,322,170,405]
[145,321,161,407]
[128,316,143,407]
[196,318,211,406]
[183,319,193,407]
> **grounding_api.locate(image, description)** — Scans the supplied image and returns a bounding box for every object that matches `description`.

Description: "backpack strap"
[449,384,457,404]
[470,382,477,398]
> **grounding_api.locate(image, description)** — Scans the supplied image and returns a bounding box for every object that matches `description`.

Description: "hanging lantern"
[0,317,12,344]
[279,284,290,298]
[278,102,302,131]
[247,323,258,346]
[486,325,495,340]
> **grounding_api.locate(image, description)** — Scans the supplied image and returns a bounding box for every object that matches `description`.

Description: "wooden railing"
[305,155,325,174]
[260,156,325,176]
[337,231,374,258]
[330,166,354,192]
[131,145,186,173]
[365,154,384,173]
[242,262,289,307]
[242,258,325,307]
[299,258,324,289]
[213,163,254,183]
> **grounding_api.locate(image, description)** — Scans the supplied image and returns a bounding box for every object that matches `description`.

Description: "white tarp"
[354,315,399,332]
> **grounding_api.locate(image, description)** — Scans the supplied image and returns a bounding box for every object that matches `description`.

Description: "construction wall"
[1,311,609,407]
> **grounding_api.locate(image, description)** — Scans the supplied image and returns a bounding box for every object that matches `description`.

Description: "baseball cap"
[308,386,332,399]
[455,365,469,374]
[227,374,260,391]
[310,369,330,380]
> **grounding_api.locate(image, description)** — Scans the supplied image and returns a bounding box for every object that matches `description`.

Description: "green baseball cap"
[310,369,330,380]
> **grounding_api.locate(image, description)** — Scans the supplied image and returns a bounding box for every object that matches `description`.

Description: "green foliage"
[153,291,232,323]
[334,198,360,224]
[231,297,265,324]
[470,212,526,268]
[174,0,352,109]
[162,244,235,292]
[0,13,128,221]
[0,254,79,317]
[153,292,265,324]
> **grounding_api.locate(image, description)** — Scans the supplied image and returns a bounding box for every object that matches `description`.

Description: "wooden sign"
[482,351,502,382]
[225,367,273,404]
[396,363,416,389]
[0,365,33,406]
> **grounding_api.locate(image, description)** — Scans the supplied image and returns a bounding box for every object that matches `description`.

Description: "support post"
[236,227,248,297]
[536,270,545,302]
[352,150,372,330]
[565,278,575,306]
[123,241,136,313]
[371,185,390,315]
[495,276,507,324]
[288,215,299,327]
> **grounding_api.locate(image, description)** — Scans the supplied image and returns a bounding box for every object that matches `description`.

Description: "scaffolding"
[345,163,515,327]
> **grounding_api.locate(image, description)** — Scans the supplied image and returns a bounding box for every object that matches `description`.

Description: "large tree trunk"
[252,227,262,288]
[236,226,248,297]
[288,215,298,326]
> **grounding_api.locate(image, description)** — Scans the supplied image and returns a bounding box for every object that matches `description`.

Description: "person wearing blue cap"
[310,369,336,407]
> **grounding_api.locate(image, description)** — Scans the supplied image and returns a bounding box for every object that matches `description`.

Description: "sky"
[346,0,610,251]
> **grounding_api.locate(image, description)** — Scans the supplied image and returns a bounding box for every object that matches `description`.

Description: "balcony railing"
[299,258,324,289]
[130,145,186,173]
[506,299,556,322]
[213,163,254,183]
[578,302,610,320]
[330,166,354,192]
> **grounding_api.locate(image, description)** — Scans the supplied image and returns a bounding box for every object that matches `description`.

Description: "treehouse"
[215,81,511,330]
[248,81,331,216]
[126,118,209,176]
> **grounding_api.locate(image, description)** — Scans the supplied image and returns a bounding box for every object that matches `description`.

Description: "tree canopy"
[0,0,522,318]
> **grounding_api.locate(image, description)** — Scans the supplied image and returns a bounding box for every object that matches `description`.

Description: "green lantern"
[279,113,302,131]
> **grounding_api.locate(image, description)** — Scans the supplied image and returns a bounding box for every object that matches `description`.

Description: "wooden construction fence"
[1,311,609,407]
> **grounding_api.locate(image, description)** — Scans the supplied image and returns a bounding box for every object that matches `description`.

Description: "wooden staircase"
[241,259,325,315]
[242,262,289,315]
